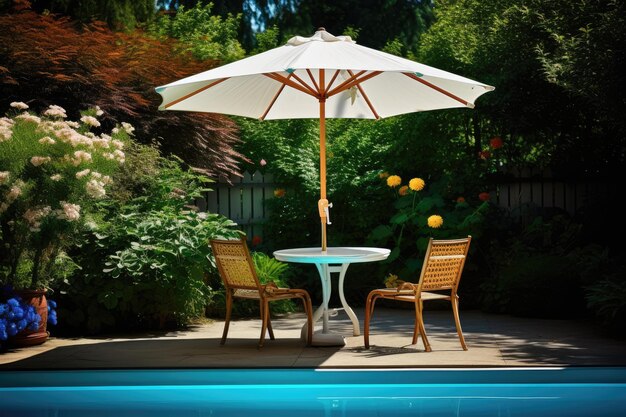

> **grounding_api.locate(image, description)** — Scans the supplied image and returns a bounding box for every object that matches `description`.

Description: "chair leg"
[221,290,233,345]
[364,291,379,349]
[451,295,468,351]
[259,298,270,349]
[301,293,314,346]
[412,299,421,345]
[259,299,275,340]
[418,299,431,352]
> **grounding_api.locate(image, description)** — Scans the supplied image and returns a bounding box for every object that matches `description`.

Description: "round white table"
[273,247,390,346]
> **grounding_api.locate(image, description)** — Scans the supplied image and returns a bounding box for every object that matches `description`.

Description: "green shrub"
[0,103,128,290]
[485,254,584,318]
[480,215,589,318]
[367,174,489,282]
[57,144,239,333]
[585,277,626,336]
[576,245,626,335]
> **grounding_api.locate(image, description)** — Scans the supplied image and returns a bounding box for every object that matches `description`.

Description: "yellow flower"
[274,188,286,198]
[386,175,401,188]
[379,171,389,179]
[409,177,425,191]
[398,185,409,196]
[427,214,444,228]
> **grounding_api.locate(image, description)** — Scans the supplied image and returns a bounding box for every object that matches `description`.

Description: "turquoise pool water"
[1,368,625,416]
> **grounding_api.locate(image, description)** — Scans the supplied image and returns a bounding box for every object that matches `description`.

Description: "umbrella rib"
[264,73,319,98]
[327,71,382,97]
[404,73,474,108]
[326,70,366,97]
[324,70,341,95]
[290,72,319,96]
[306,69,320,92]
[163,78,229,109]
[347,70,380,119]
[259,73,293,120]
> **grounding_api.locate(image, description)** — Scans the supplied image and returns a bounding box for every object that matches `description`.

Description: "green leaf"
[416,237,430,252]
[405,258,423,273]
[370,225,393,241]
[394,197,412,209]
[416,197,435,212]
[383,247,401,263]
[390,212,409,225]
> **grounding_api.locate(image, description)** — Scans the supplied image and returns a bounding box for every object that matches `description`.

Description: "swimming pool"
[1,367,625,416]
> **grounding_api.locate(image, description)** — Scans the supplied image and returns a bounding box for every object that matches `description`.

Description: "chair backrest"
[416,236,471,294]
[210,238,262,291]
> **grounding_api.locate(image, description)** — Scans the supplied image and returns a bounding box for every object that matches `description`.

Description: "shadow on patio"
[1,308,625,369]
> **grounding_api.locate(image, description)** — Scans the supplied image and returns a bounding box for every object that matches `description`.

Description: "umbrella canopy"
[156,28,494,250]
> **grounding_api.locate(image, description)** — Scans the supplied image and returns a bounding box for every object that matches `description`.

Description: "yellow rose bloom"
[427,214,444,228]
[398,185,409,196]
[409,177,425,191]
[386,175,401,188]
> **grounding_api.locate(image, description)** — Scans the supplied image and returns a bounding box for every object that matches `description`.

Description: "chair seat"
[233,289,262,299]
[373,288,452,301]
[233,287,303,300]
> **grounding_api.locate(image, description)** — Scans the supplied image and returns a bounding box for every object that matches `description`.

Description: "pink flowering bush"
[0,103,129,289]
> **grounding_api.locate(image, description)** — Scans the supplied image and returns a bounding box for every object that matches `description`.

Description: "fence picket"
[199,170,274,239]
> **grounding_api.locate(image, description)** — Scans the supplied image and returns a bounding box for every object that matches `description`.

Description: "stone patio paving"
[1,308,625,369]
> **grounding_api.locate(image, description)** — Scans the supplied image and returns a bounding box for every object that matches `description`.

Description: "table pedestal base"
[301,324,346,347]
[273,247,390,347]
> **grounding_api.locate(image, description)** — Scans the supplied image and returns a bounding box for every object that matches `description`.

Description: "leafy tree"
[418,0,626,175]
[0,6,244,177]
[30,0,156,29]
[533,0,626,173]
[251,0,434,50]
[148,1,245,63]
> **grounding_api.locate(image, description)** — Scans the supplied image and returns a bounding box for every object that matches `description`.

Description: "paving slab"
[1,308,625,369]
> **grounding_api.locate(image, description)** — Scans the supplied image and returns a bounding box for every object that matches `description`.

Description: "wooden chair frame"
[364,236,472,352]
[210,238,313,348]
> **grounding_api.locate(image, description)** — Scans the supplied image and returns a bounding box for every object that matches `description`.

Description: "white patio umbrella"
[156,28,494,251]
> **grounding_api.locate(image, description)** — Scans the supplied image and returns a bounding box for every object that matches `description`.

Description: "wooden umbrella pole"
[319,69,327,252]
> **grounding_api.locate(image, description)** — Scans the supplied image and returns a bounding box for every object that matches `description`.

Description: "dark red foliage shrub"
[0,4,244,177]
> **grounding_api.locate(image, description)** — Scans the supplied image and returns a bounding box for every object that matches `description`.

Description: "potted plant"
[0,101,128,345]
[0,285,58,349]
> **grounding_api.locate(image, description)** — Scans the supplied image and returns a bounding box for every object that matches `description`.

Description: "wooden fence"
[199,167,614,238]
[196,170,274,239]
[490,167,614,219]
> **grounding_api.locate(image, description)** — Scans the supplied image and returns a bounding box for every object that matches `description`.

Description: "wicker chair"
[364,236,472,352]
[210,238,313,348]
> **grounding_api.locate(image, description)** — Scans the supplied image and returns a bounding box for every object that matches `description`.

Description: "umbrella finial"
[317,27,326,32]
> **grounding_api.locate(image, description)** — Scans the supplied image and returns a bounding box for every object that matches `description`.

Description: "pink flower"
[260,159,267,167]
[43,105,67,118]
[56,201,81,221]
[80,115,100,128]
[75,169,91,179]
[30,156,51,166]
[10,101,28,110]
[121,122,134,134]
